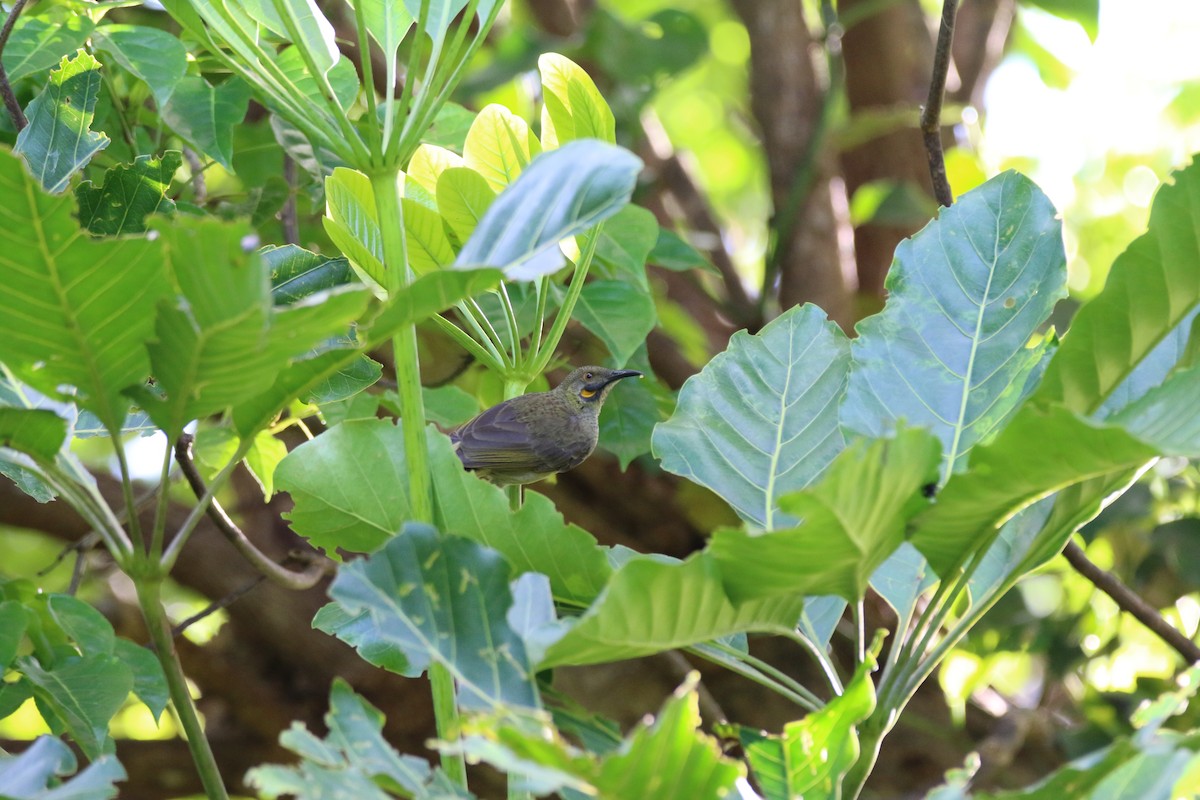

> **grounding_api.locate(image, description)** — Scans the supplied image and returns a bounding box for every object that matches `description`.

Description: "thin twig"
[171,576,266,638]
[281,154,299,245]
[0,0,29,131]
[922,0,959,208]
[173,434,332,590]
[1062,540,1200,664]
[182,148,207,205]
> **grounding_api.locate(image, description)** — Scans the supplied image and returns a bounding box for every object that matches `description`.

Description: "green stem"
[528,227,602,377]
[782,628,843,695]
[371,169,466,786]
[496,283,522,361]
[453,301,510,367]
[136,579,229,800]
[149,440,174,560]
[113,443,143,550]
[686,644,820,711]
[433,314,505,372]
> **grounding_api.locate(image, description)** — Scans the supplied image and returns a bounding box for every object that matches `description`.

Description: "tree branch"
[174,434,331,591]
[922,0,959,207]
[0,0,30,131]
[1062,540,1200,664]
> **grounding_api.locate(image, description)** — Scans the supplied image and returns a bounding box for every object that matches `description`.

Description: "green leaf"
[47,595,114,657]
[462,104,542,193]
[912,385,1200,577]
[456,139,644,280]
[452,675,742,799]
[1021,0,1099,41]
[540,552,804,668]
[354,0,414,64]
[91,24,188,104]
[841,171,1066,479]
[574,280,657,367]
[403,197,455,272]
[538,53,615,148]
[1,14,94,84]
[0,148,165,434]
[276,48,359,111]
[598,362,666,469]
[136,217,372,438]
[0,409,67,460]
[650,227,718,274]
[652,303,850,529]
[246,679,455,800]
[323,167,385,291]
[160,76,250,172]
[0,735,124,800]
[436,166,496,246]
[75,151,181,236]
[111,638,169,723]
[279,421,612,604]
[242,0,338,74]
[263,244,353,304]
[1034,157,1200,416]
[708,428,940,603]
[423,102,476,152]
[423,384,480,428]
[0,601,29,669]
[14,51,110,194]
[404,0,470,42]
[327,524,542,709]
[588,205,659,287]
[19,654,132,760]
[739,651,878,798]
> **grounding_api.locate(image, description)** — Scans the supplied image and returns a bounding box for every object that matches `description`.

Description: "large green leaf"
[539,552,805,668]
[135,218,371,438]
[0,735,124,800]
[652,303,850,529]
[913,368,1200,577]
[246,679,462,800]
[14,51,109,194]
[574,280,657,367]
[275,47,358,111]
[436,166,496,246]
[454,139,642,281]
[587,204,659,288]
[1034,158,1200,416]
[708,428,940,603]
[1,13,93,84]
[75,151,181,236]
[842,171,1066,479]
[326,524,542,709]
[90,24,188,105]
[242,0,338,74]
[323,167,386,290]
[462,104,541,193]
[19,654,132,760]
[737,652,878,799]
[0,148,164,434]
[0,409,67,461]
[160,76,250,172]
[354,0,414,63]
[263,244,353,304]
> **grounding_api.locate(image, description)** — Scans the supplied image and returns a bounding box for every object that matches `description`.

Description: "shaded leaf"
[0,409,67,460]
[91,24,188,104]
[111,639,169,723]
[161,76,250,172]
[19,654,132,760]
[1,14,93,84]
[0,735,124,800]
[708,428,941,602]
[14,51,109,194]
[327,524,542,709]
[75,151,181,236]
[263,244,353,304]
[574,280,656,367]
[652,303,850,529]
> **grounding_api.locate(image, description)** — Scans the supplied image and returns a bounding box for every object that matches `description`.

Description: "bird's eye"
[585,372,594,380]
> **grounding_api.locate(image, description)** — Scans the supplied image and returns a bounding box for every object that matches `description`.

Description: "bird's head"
[555,366,642,410]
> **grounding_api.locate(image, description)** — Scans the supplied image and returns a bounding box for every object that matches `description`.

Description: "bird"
[451,366,643,486]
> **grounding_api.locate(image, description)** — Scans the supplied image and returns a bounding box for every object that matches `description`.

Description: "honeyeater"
[451,366,642,486]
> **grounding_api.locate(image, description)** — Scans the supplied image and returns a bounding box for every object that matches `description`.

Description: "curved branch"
[174,434,331,590]
[1062,540,1200,664]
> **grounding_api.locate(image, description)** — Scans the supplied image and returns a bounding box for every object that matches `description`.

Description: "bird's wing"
[451,402,576,473]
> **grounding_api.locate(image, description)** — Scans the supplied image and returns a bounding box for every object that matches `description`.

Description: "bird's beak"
[604,370,643,386]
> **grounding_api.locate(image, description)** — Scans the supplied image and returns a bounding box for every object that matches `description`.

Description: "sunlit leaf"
[538,53,615,148]
[0,148,165,434]
[462,104,541,193]
[437,166,495,246]
[91,24,188,104]
[456,139,643,280]
[242,0,338,74]
[0,409,67,461]
[14,51,109,194]
[275,48,359,111]
[1,14,94,84]
[18,654,132,760]
[323,167,386,291]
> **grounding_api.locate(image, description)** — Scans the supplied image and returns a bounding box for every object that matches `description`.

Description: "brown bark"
[838,0,936,305]
[731,0,852,328]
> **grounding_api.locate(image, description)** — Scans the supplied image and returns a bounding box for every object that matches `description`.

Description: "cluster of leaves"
[2,1,1199,799]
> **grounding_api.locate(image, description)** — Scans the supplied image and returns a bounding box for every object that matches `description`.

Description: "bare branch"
[922,0,959,207]
[1062,540,1200,665]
